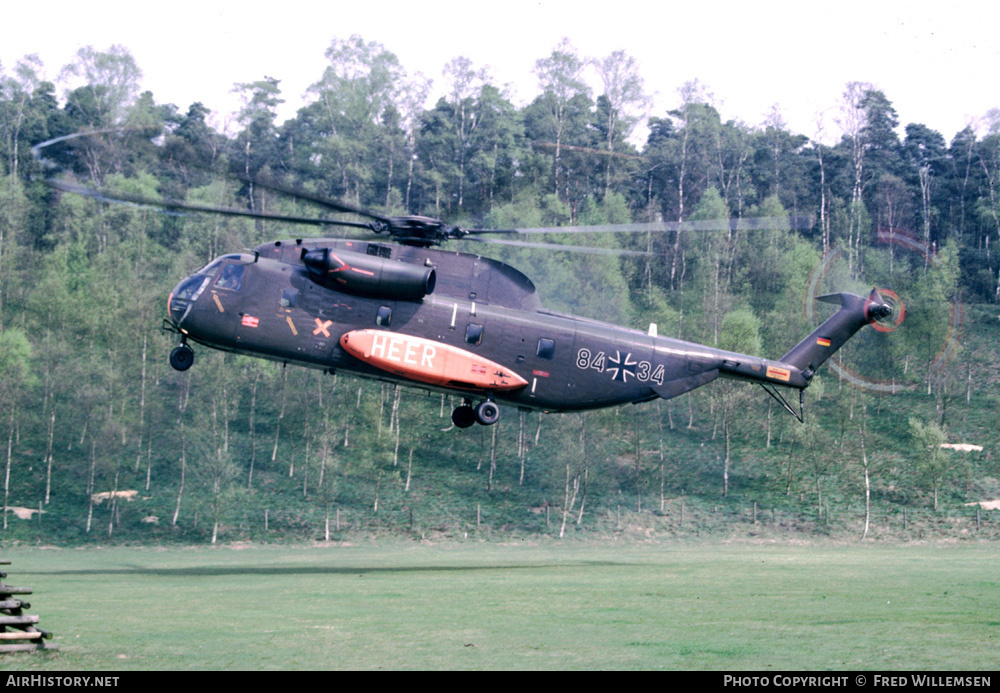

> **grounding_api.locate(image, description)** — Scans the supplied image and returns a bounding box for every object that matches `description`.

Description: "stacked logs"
[0,560,56,653]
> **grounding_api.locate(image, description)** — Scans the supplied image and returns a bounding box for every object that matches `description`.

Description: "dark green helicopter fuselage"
[167,237,886,425]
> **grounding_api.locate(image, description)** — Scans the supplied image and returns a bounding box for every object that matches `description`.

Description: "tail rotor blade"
[864,288,905,333]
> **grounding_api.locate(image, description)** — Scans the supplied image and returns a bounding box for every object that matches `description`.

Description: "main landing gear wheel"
[451,400,501,427]
[475,400,501,426]
[170,345,195,371]
[451,404,476,428]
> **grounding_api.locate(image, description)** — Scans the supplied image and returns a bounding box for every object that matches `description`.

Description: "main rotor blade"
[33,127,393,227]
[45,179,374,230]
[460,236,662,257]
[31,127,134,163]
[244,172,393,224]
[464,216,814,235]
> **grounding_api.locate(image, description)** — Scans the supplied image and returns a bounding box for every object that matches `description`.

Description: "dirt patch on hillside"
[91,490,138,504]
[5,506,44,520]
[966,499,1000,510]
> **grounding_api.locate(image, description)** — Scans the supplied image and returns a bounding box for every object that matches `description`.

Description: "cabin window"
[537,338,555,360]
[214,263,245,291]
[465,323,484,346]
[376,305,392,327]
[280,289,298,308]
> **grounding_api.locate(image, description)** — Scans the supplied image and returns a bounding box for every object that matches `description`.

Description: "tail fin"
[780,289,890,380]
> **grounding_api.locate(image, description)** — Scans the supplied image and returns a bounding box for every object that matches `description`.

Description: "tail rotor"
[864,288,905,333]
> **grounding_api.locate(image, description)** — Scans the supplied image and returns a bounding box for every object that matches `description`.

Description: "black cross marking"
[607,351,637,383]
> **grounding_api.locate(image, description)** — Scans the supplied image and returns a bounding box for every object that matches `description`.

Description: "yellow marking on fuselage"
[212,293,225,312]
[286,316,298,336]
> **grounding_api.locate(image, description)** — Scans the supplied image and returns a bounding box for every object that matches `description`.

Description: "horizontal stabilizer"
[651,370,720,401]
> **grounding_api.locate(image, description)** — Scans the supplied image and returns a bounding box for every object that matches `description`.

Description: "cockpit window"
[199,258,224,277]
[215,263,245,291]
[174,274,210,302]
[169,274,210,324]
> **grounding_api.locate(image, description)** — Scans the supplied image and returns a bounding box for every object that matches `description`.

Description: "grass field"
[1,540,996,670]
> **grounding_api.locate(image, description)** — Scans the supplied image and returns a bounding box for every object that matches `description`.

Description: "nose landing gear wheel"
[170,346,195,371]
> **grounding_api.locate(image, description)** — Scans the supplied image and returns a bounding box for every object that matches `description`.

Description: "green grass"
[1,540,997,670]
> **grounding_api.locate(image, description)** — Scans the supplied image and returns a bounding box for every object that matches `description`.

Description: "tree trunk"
[405,447,413,492]
[860,430,870,541]
[172,374,190,526]
[44,391,55,504]
[145,435,152,491]
[559,462,580,539]
[248,370,259,488]
[135,334,147,472]
[273,367,287,467]
[656,402,665,511]
[816,477,823,521]
[518,411,526,486]
[107,471,119,538]
[723,420,731,498]
[86,438,96,533]
[487,424,498,492]
[172,430,186,527]
[3,411,13,531]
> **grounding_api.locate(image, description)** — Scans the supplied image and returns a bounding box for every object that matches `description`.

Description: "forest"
[0,37,997,545]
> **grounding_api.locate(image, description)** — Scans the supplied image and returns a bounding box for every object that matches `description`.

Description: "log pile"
[0,560,56,653]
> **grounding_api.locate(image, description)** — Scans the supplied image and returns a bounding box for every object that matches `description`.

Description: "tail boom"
[778,290,887,383]
[647,289,890,404]
[713,290,888,392]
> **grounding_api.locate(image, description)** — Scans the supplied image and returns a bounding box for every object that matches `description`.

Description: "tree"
[899,241,959,394]
[593,50,649,195]
[838,82,874,274]
[0,177,29,330]
[715,308,762,497]
[58,46,145,184]
[658,82,725,290]
[59,45,142,127]
[0,54,45,180]
[687,186,732,345]
[908,417,949,511]
[232,76,283,214]
[858,400,872,540]
[161,102,224,190]
[903,123,947,249]
[304,35,408,208]
[0,328,32,529]
[531,39,591,201]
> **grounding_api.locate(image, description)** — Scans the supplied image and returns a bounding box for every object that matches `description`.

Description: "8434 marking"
[576,349,664,385]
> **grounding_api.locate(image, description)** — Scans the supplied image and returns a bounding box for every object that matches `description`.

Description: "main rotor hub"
[371,216,464,247]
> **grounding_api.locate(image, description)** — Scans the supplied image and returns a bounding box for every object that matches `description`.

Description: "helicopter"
[38,136,901,430]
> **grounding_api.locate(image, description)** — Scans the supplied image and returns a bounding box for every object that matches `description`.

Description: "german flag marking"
[817,337,832,347]
[766,365,791,382]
